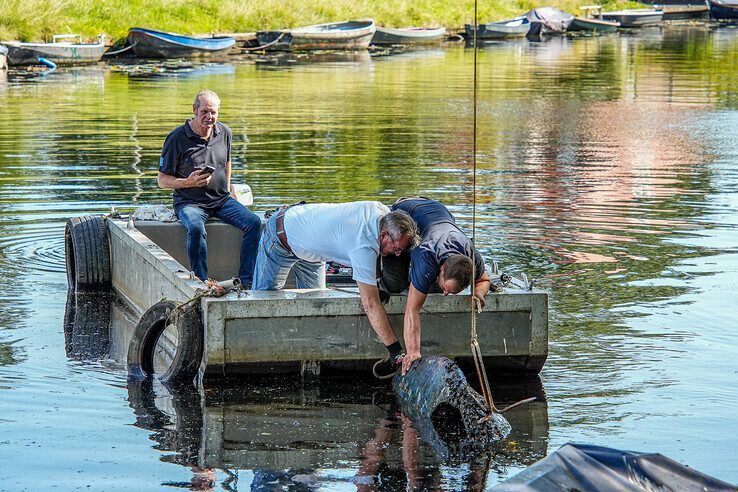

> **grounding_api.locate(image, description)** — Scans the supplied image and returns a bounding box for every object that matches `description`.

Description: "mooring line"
[469,0,536,418]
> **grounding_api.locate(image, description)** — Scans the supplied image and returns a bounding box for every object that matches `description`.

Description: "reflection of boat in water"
[125,376,549,487]
[68,294,549,487]
[254,49,372,68]
[115,62,236,79]
[4,35,106,65]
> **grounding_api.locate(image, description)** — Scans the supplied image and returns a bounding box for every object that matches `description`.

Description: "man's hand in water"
[401,350,421,375]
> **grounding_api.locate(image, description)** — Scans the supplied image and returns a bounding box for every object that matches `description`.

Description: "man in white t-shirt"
[252,201,420,377]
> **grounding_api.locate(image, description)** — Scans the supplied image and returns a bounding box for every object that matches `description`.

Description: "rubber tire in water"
[65,215,111,291]
[63,291,112,361]
[127,300,204,385]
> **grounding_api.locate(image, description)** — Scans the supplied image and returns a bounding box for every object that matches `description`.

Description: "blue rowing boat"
[709,0,738,19]
[127,28,236,58]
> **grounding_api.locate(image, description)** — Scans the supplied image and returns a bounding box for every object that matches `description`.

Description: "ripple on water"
[0,222,67,275]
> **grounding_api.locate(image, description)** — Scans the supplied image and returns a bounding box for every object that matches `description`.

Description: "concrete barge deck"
[107,217,548,380]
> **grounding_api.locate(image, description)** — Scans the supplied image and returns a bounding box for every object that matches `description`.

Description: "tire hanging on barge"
[64,215,111,291]
[127,300,204,385]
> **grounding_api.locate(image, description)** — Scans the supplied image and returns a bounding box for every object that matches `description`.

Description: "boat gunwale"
[374,26,447,37]
[128,28,236,51]
[571,16,621,28]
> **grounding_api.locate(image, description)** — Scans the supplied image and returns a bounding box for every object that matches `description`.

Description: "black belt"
[275,209,293,254]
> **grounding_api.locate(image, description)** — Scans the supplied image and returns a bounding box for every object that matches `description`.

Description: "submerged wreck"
[394,356,512,458]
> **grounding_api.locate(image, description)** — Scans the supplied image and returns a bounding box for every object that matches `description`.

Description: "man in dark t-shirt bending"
[379,198,492,376]
[158,90,261,288]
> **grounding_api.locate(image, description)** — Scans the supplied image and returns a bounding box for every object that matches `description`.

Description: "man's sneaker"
[378,289,391,305]
[372,353,404,379]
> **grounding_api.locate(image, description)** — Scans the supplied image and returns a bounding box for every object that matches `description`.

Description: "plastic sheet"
[494,443,736,491]
[525,7,575,35]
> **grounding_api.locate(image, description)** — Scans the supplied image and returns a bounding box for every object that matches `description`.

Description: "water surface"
[1,26,737,489]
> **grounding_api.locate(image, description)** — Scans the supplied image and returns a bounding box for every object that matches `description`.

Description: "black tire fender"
[127,300,204,385]
[65,215,111,291]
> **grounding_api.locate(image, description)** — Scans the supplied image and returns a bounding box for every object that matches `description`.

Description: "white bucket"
[232,183,254,206]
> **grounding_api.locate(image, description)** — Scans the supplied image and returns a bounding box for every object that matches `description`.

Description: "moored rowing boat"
[4,34,105,65]
[127,28,236,58]
[256,19,376,51]
[465,17,531,40]
[371,26,447,45]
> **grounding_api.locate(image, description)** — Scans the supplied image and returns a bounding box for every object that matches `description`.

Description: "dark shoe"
[378,289,391,305]
[372,353,404,379]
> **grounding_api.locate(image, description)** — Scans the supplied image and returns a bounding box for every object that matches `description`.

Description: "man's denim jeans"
[177,197,261,287]
[252,213,325,290]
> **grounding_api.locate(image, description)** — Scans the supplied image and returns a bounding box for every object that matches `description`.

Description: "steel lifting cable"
[469,0,535,419]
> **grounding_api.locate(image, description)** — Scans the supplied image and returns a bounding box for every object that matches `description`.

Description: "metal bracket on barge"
[106,217,548,383]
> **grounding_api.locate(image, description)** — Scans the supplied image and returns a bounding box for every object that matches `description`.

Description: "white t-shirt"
[284,201,390,285]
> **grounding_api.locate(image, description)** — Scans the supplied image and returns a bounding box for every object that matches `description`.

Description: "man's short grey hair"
[380,210,421,248]
[193,90,221,110]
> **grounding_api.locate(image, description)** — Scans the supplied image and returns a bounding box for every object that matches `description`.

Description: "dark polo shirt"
[392,198,486,295]
[159,120,232,212]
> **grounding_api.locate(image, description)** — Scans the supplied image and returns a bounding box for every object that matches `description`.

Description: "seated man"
[157,89,261,288]
[252,201,420,375]
[379,198,492,375]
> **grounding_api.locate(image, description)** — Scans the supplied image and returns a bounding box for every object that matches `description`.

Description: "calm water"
[1,26,737,489]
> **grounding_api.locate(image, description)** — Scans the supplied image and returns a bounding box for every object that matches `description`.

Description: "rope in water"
[241,32,287,51]
[468,1,536,418]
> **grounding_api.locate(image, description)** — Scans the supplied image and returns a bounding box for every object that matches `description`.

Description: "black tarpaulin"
[525,7,575,35]
[494,443,736,491]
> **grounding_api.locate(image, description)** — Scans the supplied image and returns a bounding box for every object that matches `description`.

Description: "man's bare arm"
[402,285,427,375]
[473,271,492,309]
[226,161,236,198]
[357,281,398,346]
[157,170,210,190]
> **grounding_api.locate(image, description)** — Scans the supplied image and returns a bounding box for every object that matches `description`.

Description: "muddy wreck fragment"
[393,356,511,458]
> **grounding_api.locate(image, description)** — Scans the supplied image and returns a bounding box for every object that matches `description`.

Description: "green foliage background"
[0,0,642,42]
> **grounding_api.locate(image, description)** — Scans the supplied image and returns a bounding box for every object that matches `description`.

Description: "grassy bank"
[0,0,643,42]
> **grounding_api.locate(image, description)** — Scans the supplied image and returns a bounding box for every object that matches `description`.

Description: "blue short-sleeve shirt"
[391,198,486,294]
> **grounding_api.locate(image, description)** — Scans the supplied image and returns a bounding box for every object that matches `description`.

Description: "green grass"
[0,0,646,42]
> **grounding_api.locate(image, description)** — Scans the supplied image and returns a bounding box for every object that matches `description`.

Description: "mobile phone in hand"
[200,165,216,175]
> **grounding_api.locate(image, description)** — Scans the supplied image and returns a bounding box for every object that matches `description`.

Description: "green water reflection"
[0,26,737,487]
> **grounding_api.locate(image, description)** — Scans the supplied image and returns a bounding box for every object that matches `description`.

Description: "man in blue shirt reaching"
[379,198,492,376]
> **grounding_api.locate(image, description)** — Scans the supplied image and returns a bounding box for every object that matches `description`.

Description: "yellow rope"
[468,6,537,417]
[471,0,479,344]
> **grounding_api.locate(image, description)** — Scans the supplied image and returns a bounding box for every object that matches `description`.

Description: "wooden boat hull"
[127,28,235,58]
[4,41,105,65]
[256,20,376,51]
[371,26,447,45]
[466,18,531,39]
[709,0,738,19]
[601,10,664,27]
[0,45,7,70]
[569,17,620,32]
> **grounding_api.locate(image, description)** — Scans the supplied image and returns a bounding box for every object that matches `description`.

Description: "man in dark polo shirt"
[158,89,261,288]
[379,198,492,375]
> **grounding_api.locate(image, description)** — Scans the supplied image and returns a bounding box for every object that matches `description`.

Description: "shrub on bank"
[0,0,645,42]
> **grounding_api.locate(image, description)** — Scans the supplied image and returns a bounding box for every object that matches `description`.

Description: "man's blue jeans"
[252,213,325,290]
[177,197,261,288]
